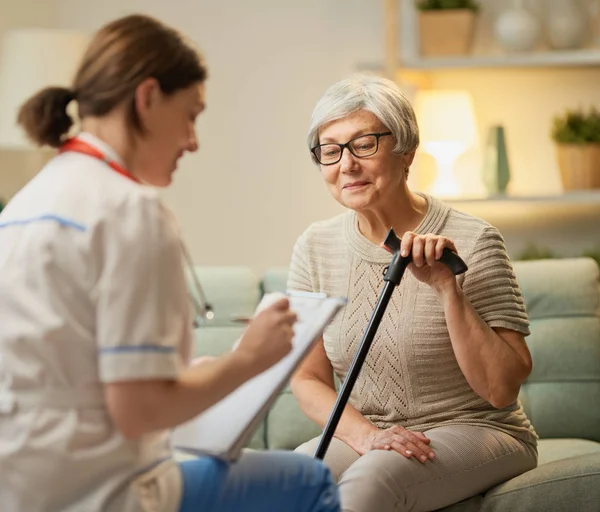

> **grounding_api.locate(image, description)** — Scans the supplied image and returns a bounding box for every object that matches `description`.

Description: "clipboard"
[170,291,346,461]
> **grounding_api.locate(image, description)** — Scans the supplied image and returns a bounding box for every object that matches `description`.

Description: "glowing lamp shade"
[414,90,478,198]
[0,28,89,149]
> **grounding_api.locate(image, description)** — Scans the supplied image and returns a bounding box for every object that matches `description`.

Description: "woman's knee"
[295,437,361,483]
[338,450,416,510]
[295,437,320,456]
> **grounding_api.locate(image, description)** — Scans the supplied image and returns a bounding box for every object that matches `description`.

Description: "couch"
[189,258,600,511]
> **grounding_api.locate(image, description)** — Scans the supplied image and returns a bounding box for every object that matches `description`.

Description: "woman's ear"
[134,77,161,125]
[403,150,416,168]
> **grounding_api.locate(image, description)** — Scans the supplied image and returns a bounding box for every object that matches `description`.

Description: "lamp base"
[428,155,462,199]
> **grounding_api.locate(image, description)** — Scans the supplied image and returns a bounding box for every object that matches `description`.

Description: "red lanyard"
[59,137,140,183]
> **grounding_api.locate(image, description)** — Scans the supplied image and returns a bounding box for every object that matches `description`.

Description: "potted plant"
[515,243,556,261]
[551,108,600,190]
[416,0,480,57]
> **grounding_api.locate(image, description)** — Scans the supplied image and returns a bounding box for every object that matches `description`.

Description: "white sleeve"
[94,191,192,383]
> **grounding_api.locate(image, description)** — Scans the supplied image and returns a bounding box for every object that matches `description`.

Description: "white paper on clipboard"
[171,291,346,461]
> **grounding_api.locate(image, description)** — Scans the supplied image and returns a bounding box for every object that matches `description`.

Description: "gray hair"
[307,74,419,157]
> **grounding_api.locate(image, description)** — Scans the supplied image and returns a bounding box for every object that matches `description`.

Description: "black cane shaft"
[314,281,396,460]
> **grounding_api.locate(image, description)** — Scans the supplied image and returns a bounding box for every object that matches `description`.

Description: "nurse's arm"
[105,298,295,439]
[105,350,258,439]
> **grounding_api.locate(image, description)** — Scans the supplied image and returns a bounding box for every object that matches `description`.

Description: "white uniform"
[0,133,192,511]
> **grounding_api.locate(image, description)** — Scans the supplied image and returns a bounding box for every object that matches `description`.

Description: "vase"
[594,0,600,47]
[482,126,511,196]
[495,0,541,52]
[546,0,587,50]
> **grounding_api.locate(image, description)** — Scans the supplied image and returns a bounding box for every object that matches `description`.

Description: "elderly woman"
[289,75,538,512]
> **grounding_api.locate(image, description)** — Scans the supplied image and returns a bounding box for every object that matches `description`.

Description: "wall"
[51,0,385,272]
[2,0,599,269]
[0,0,58,204]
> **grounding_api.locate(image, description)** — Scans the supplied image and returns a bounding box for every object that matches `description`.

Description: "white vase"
[546,0,587,50]
[495,0,541,52]
[593,0,600,47]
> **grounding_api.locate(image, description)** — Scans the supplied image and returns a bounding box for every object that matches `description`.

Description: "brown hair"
[17,14,208,148]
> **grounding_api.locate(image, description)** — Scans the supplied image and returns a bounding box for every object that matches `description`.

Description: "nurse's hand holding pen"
[233,297,297,374]
[106,298,297,439]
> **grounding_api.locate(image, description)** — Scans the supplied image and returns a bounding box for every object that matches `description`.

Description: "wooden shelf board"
[359,49,600,74]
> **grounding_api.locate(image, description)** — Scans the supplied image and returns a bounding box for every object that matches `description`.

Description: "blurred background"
[1,0,599,272]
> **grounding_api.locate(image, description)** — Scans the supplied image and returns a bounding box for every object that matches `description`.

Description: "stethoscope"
[59,136,214,329]
[180,240,214,327]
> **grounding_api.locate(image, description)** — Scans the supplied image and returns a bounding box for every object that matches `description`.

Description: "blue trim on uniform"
[99,345,176,354]
[0,214,87,232]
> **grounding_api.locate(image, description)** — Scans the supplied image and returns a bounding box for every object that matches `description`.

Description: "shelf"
[377,2,600,77]
[400,49,600,71]
[360,49,600,76]
[443,191,600,227]
[446,190,600,205]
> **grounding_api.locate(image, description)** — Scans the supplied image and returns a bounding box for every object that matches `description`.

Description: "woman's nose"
[339,147,357,173]
[187,128,199,153]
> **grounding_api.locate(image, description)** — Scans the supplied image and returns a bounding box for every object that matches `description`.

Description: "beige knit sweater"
[288,194,537,446]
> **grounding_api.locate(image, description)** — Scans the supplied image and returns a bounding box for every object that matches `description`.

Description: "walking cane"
[314,228,468,460]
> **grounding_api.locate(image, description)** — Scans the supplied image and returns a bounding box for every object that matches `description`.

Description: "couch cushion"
[186,266,266,449]
[266,390,322,450]
[538,438,600,465]
[192,326,245,357]
[262,266,290,295]
[480,452,600,511]
[438,496,483,512]
[188,266,261,328]
[513,258,599,319]
[514,258,600,442]
[188,266,260,356]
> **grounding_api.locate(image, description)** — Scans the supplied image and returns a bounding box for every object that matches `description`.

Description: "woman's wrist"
[433,277,461,301]
[338,423,378,454]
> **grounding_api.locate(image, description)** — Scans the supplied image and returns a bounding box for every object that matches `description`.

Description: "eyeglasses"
[181,240,214,328]
[311,132,392,166]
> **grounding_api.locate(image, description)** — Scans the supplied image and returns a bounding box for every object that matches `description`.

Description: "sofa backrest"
[189,266,260,357]
[190,258,600,450]
[261,258,600,446]
[513,258,600,442]
[188,266,267,449]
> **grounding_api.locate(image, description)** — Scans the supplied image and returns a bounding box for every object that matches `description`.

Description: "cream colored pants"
[295,425,537,512]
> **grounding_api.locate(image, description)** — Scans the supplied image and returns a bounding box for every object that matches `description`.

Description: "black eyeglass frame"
[311,131,393,165]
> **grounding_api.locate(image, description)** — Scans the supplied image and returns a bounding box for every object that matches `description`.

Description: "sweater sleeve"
[287,230,315,294]
[462,225,530,336]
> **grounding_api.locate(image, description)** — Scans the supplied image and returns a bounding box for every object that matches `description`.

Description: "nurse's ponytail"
[18,87,76,148]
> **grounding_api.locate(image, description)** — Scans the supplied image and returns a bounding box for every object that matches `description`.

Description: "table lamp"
[414,90,478,198]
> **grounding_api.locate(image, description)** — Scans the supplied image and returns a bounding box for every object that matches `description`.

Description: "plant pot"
[555,143,600,190]
[418,10,477,57]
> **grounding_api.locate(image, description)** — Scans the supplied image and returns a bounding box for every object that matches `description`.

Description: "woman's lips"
[343,181,369,190]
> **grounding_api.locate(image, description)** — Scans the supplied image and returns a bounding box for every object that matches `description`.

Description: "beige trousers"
[295,425,537,512]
